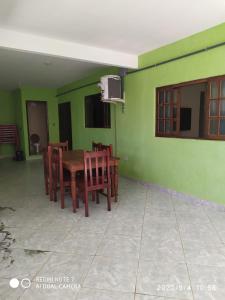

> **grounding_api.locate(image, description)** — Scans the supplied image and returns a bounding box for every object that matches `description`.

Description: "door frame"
[26,100,49,155]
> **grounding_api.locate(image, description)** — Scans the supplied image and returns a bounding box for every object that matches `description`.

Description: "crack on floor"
[0,206,16,212]
[24,249,50,255]
[0,222,15,267]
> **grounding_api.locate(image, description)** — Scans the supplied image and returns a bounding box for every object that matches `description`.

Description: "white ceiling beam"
[0,28,138,69]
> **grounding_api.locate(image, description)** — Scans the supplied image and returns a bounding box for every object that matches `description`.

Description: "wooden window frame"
[155,74,225,141]
[206,78,225,139]
[156,87,180,137]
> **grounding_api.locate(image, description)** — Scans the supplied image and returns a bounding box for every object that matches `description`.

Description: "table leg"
[49,169,53,201]
[111,166,115,198]
[71,172,77,213]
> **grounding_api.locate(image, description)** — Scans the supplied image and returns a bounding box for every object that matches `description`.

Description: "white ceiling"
[0,0,225,90]
[0,48,103,90]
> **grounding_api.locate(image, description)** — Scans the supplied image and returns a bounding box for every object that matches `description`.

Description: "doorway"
[179,83,207,138]
[26,101,48,155]
[58,102,72,150]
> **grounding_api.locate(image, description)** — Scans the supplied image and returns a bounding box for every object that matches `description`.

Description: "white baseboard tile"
[123,176,225,212]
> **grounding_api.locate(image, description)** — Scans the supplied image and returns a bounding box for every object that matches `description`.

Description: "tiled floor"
[0,158,225,300]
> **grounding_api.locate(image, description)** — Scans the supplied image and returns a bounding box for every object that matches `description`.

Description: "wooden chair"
[42,146,51,198]
[80,150,111,217]
[92,142,113,156]
[43,147,50,195]
[51,147,71,209]
[100,144,117,201]
[92,142,117,202]
[101,144,113,156]
[49,141,69,151]
[91,142,103,201]
[42,141,68,200]
[92,142,102,151]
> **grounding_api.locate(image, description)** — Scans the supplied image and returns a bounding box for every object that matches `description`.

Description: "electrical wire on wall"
[56,40,225,98]
[55,40,225,157]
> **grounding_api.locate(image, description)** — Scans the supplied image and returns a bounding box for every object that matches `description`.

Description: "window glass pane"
[165,120,171,132]
[165,91,171,104]
[165,105,171,118]
[221,80,225,98]
[210,100,217,116]
[220,100,225,116]
[220,119,225,135]
[159,120,164,132]
[159,106,164,118]
[159,91,164,105]
[210,81,218,98]
[209,119,218,135]
[173,107,177,118]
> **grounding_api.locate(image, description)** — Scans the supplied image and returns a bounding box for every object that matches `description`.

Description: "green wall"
[57,68,118,152]
[117,22,225,205]
[20,87,59,159]
[57,22,225,205]
[0,90,17,157]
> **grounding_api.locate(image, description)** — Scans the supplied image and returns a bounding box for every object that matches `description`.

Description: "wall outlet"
[124,156,129,161]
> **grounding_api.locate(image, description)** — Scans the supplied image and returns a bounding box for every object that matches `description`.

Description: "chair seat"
[77,175,105,190]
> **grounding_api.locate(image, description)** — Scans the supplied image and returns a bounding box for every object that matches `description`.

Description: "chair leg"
[96,192,100,204]
[114,166,118,202]
[60,185,64,209]
[84,190,89,217]
[70,187,80,208]
[111,171,115,199]
[49,180,53,201]
[49,169,53,201]
[53,180,57,202]
[107,186,111,211]
[50,189,53,202]
[54,180,58,202]
[45,177,49,195]
[52,168,58,202]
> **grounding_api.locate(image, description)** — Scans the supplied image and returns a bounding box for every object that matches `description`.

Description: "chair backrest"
[92,142,113,157]
[44,143,67,192]
[42,147,49,176]
[49,141,69,151]
[92,142,102,152]
[84,150,110,192]
[42,145,53,176]
[51,147,63,184]
[101,144,113,157]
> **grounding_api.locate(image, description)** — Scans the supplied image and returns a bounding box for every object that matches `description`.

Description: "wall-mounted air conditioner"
[98,75,125,104]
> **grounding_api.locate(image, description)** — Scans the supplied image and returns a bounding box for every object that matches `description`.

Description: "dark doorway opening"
[58,102,72,150]
[85,93,111,128]
[180,108,192,131]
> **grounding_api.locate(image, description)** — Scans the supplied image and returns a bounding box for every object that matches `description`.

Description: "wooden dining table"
[62,150,120,213]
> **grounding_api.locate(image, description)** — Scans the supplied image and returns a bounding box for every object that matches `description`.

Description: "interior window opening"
[156,75,225,140]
